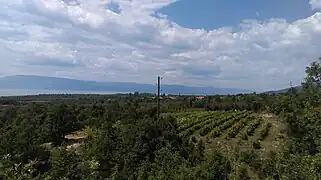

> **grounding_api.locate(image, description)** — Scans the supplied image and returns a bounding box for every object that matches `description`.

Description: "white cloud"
[0,0,321,91]
[310,0,321,10]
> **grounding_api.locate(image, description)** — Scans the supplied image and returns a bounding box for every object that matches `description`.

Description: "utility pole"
[290,81,293,88]
[157,76,161,119]
[289,80,294,94]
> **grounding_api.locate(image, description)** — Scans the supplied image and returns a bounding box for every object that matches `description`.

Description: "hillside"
[0,75,251,95]
[263,86,302,94]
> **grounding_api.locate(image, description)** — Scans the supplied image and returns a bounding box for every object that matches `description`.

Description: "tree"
[48,104,78,146]
[303,58,321,89]
[48,148,102,180]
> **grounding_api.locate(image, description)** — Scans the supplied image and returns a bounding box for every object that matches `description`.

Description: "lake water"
[0,89,122,97]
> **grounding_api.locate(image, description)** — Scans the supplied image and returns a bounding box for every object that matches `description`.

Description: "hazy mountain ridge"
[263,86,302,94]
[0,75,252,95]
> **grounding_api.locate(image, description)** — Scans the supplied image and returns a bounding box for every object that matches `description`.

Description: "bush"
[241,133,248,140]
[191,136,197,143]
[252,140,261,149]
[228,163,250,180]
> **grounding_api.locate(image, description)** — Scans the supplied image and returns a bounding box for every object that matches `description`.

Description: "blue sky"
[159,0,316,30]
[1,0,321,91]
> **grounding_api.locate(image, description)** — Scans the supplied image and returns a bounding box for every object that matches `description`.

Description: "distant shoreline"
[0,89,125,97]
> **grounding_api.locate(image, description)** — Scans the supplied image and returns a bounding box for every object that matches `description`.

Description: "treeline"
[0,88,277,113]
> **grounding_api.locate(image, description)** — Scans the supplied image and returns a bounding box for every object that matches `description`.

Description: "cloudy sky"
[1,0,321,91]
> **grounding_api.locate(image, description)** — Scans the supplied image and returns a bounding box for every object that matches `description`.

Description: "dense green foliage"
[2,58,321,179]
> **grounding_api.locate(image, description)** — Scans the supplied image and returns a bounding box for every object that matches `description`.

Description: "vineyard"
[2,58,321,179]
[171,110,286,154]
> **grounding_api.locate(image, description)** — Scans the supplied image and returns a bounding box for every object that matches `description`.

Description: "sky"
[1,0,321,92]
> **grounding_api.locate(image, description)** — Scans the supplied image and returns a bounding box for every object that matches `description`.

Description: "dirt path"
[257,113,289,153]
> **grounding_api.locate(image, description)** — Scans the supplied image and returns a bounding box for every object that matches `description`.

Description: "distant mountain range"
[0,75,252,95]
[263,86,302,94]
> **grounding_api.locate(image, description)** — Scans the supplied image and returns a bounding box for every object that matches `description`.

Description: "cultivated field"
[169,110,288,178]
[171,110,287,155]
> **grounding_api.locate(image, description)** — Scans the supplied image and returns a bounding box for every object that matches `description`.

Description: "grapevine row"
[199,111,249,136]
[257,122,272,141]
[181,112,229,136]
[178,111,224,131]
[251,122,272,149]
[199,116,231,136]
[225,116,253,138]
[176,111,212,125]
[209,112,251,138]
[183,110,250,137]
[245,118,261,136]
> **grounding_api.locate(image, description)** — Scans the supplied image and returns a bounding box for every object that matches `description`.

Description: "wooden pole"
[157,76,160,119]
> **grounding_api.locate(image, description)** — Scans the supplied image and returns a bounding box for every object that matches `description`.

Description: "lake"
[0,89,123,96]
